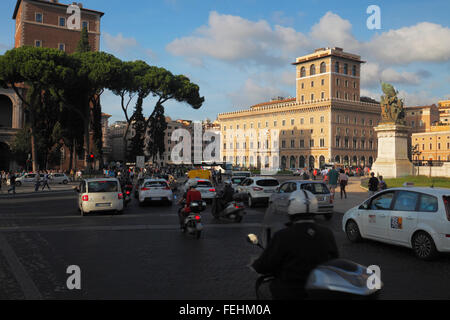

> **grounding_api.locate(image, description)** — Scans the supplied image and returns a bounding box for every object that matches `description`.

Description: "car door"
[278,183,298,213]
[272,182,291,213]
[388,190,420,245]
[363,191,396,240]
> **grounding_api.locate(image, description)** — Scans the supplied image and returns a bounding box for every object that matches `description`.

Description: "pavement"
[1,176,449,299]
[0,181,79,197]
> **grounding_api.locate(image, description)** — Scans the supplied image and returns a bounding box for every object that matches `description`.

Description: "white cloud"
[362,63,428,88]
[272,11,294,26]
[103,32,157,61]
[227,79,290,108]
[166,11,311,67]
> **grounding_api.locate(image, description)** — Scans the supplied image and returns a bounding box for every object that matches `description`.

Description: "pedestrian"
[338,169,348,199]
[379,176,388,190]
[41,171,51,191]
[368,172,379,196]
[34,172,41,192]
[327,165,339,200]
[313,168,317,180]
[7,173,16,195]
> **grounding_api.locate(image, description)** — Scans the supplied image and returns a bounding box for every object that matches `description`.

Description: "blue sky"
[1,0,449,123]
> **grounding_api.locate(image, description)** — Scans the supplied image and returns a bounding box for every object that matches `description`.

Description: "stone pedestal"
[371,124,413,178]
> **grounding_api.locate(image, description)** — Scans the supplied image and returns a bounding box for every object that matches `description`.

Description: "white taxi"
[138,179,174,206]
[76,178,124,216]
[343,187,450,260]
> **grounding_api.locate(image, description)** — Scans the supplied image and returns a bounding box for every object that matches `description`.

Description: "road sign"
[136,156,145,168]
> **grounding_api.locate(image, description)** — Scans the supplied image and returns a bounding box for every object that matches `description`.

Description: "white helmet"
[187,179,198,189]
[287,190,319,216]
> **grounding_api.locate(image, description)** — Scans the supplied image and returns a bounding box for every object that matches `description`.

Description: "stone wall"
[414,163,450,177]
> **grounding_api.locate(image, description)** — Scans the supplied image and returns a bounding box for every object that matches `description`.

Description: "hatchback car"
[138,179,174,206]
[227,176,247,190]
[183,179,216,202]
[76,178,124,216]
[342,187,450,260]
[15,173,44,186]
[49,173,70,184]
[270,180,334,220]
[236,177,280,207]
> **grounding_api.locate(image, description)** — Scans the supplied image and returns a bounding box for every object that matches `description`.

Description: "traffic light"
[87,154,95,162]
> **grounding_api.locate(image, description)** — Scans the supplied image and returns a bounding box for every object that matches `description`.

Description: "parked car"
[138,179,174,206]
[75,178,125,216]
[269,180,334,220]
[236,177,280,208]
[342,187,450,260]
[49,173,69,184]
[15,173,44,187]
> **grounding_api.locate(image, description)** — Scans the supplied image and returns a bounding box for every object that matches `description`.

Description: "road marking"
[0,233,42,300]
[0,223,262,233]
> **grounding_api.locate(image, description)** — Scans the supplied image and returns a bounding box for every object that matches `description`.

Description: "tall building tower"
[13,0,104,53]
[293,47,364,104]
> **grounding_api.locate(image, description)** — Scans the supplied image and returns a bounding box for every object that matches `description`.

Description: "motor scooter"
[246,234,382,300]
[179,200,206,239]
[211,194,246,223]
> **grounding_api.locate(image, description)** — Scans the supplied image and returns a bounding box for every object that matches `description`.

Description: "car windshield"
[88,181,119,193]
[301,183,330,195]
[256,179,279,187]
[197,180,213,187]
[231,178,244,184]
[144,181,167,188]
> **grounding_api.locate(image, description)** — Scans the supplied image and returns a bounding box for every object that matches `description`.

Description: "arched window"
[335,62,340,73]
[310,64,316,76]
[352,65,357,76]
[0,95,13,128]
[300,67,306,77]
[344,63,348,74]
[320,62,326,73]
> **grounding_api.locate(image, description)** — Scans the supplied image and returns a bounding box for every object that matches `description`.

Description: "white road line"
[0,233,42,300]
[0,223,262,233]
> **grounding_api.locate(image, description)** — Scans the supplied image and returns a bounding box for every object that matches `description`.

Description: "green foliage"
[384,176,450,188]
[76,26,91,53]
[146,104,167,161]
[128,96,146,161]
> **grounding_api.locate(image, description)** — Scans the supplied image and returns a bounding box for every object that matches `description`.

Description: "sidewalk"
[0,182,78,197]
[332,177,370,214]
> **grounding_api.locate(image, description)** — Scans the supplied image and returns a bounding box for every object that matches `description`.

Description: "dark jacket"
[368,177,379,191]
[252,221,339,300]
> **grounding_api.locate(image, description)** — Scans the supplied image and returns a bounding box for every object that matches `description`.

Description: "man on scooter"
[213,180,234,216]
[178,180,202,229]
[252,190,339,300]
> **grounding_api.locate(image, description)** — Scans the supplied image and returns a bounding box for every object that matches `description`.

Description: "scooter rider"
[213,180,234,216]
[178,180,202,229]
[252,190,339,300]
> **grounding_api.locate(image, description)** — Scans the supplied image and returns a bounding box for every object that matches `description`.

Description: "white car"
[183,179,216,202]
[138,179,174,206]
[49,173,70,184]
[342,187,450,260]
[236,177,280,208]
[15,173,44,186]
[76,178,124,216]
[227,176,247,190]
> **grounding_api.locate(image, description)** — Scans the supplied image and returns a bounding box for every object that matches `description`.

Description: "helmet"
[224,180,232,186]
[287,190,319,217]
[187,179,198,189]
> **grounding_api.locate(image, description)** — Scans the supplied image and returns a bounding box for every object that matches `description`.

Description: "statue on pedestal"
[380,82,406,125]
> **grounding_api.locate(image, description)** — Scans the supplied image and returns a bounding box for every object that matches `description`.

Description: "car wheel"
[412,231,438,261]
[248,195,255,208]
[324,212,333,221]
[345,220,362,242]
[15,181,21,187]
[63,180,68,185]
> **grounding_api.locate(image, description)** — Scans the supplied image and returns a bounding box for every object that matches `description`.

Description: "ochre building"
[217,47,381,169]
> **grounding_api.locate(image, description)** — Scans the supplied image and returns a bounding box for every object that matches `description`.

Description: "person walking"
[327,165,339,200]
[41,171,51,191]
[379,176,388,190]
[7,173,16,195]
[338,169,348,199]
[34,172,41,192]
[368,172,379,196]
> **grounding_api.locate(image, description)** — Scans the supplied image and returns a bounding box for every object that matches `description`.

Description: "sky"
[1,0,449,124]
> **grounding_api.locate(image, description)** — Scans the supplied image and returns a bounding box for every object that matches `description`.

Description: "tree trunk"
[30,127,38,172]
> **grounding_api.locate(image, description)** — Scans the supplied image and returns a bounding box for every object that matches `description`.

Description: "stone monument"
[371,83,413,178]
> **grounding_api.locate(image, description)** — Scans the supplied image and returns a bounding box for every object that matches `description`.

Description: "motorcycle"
[246,234,382,300]
[211,195,246,223]
[180,200,206,239]
[123,183,133,207]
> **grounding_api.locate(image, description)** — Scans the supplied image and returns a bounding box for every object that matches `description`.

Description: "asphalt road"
[0,182,449,300]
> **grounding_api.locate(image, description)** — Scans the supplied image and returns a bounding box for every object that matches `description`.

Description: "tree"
[76,26,91,53]
[146,103,167,162]
[127,96,146,161]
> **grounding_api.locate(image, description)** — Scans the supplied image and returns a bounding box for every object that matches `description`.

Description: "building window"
[273,121,277,127]
[58,43,65,51]
[310,117,314,124]
[321,92,325,99]
[300,67,306,77]
[282,120,286,126]
[335,137,340,147]
[336,78,340,86]
[310,64,316,76]
[335,62,339,73]
[59,17,66,27]
[282,140,286,148]
[301,95,304,102]
[35,13,43,23]
[311,81,314,87]
[353,93,356,101]
[336,91,339,98]
[321,79,324,86]
[311,94,314,101]
[300,140,305,148]
[369,119,373,126]
[320,116,324,123]
[320,139,325,147]
[291,140,295,148]
[353,139,357,149]
[291,119,295,125]
[35,40,42,47]
[352,65,357,76]
[353,81,357,89]
[411,121,415,127]
[82,21,89,30]
[301,83,304,89]
[320,62,326,73]
[310,139,315,147]
[345,93,348,100]
[300,118,304,125]
[345,80,348,87]
[344,137,349,148]
[362,118,365,126]
[344,63,348,74]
